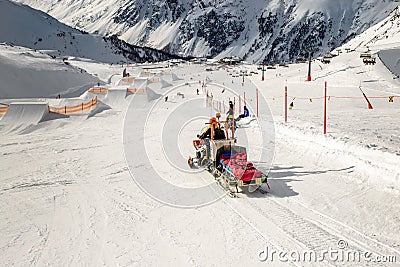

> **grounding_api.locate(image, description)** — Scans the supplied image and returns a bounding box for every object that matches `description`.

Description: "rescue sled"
[188,132,269,196]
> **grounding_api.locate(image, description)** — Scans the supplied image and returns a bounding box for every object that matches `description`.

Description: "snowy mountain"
[11,0,400,62]
[0,0,179,64]
[342,6,400,77]
[344,6,400,51]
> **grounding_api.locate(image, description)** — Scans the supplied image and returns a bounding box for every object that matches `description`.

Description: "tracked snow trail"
[0,100,288,266]
[234,137,400,265]
[135,63,400,265]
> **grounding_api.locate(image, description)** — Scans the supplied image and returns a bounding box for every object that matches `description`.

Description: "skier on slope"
[236,105,249,121]
[226,101,236,131]
[226,101,234,120]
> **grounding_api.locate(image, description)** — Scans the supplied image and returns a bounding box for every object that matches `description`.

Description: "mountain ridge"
[11,0,400,62]
[0,0,181,64]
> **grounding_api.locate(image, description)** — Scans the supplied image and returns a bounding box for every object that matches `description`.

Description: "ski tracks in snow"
[221,190,399,266]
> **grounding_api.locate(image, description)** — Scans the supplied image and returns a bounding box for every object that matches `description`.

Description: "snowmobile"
[227,115,257,129]
[188,118,269,196]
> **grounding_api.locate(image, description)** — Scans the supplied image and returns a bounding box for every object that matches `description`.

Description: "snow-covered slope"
[340,6,400,78]
[344,6,400,51]
[0,0,178,64]
[1,4,400,266]
[1,54,400,266]
[0,43,99,98]
[12,0,400,62]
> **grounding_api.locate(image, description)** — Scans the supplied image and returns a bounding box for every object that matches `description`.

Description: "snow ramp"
[147,77,172,93]
[146,88,162,101]
[0,102,49,128]
[161,73,182,83]
[131,78,148,90]
[104,87,128,108]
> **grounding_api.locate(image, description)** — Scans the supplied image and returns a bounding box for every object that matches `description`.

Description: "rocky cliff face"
[12,0,400,62]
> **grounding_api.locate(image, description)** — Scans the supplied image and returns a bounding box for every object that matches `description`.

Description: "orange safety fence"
[88,87,108,93]
[0,105,8,115]
[89,87,148,94]
[121,77,135,83]
[160,71,172,75]
[287,95,400,101]
[48,97,97,114]
[127,88,147,93]
[251,95,400,101]
[140,71,151,75]
[207,93,399,114]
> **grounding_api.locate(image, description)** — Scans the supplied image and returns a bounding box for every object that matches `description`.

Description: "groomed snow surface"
[1,49,400,266]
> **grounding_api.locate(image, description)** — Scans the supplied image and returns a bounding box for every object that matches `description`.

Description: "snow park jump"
[0,96,99,133]
[0,102,49,127]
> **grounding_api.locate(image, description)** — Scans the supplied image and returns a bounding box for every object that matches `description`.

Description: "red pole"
[239,95,241,113]
[284,86,287,123]
[262,63,265,81]
[324,82,327,134]
[256,88,259,117]
[232,98,235,139]
[307,53,312,81]
[359,87,374,109]
[231,114,235,140]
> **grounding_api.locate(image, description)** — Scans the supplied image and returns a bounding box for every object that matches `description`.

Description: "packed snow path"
[1,58,399,266]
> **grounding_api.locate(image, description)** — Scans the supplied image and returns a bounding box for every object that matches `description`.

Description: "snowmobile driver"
[198,117,225,140]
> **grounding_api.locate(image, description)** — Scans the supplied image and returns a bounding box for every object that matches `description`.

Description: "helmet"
[215,112,221,118]
[209,117,217,124]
